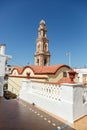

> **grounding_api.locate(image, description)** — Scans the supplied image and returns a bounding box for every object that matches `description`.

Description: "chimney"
[0,44,6,55]
[68,70,77,83]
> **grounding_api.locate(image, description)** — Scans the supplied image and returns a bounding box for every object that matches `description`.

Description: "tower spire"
[34,20,50,66]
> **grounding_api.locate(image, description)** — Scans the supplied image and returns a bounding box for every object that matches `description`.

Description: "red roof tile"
[10,64,71,75]
[57,77,75,84]
[28,64,71,74]
[10,66,23,74]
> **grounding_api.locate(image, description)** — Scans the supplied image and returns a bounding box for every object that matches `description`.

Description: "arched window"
[37,59,39,65]
[63,72,67,77]
[44,44,48,52]
[44,59,47,66]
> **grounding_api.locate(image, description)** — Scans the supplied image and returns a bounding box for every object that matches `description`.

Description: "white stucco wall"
[0,56,6,76]
[0,44,5,55]
[0,55,11,96]
[19,80,87,123]
[74,68,87,83]
[0,56,6,96]
[73,85,87,121]
[0,44,12,97]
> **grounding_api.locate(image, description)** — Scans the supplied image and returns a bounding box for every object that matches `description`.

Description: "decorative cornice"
[36,37,49,43]
[9,75,48,79]
[34,51,50,55]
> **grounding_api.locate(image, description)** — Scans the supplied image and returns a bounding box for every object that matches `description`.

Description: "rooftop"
[0,97,87,130]
[10,64,71,75]
[0,98,74,130]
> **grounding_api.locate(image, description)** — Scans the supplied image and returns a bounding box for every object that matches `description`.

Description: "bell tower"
[34,20,50,66]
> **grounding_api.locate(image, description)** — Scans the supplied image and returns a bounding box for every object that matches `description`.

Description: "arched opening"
[37,59,39,65]
[44,58,47,66]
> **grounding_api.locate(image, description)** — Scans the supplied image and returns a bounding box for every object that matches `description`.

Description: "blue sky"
[0,0,87,68]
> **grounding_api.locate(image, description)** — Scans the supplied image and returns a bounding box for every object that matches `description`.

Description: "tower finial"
[40,19,45,25]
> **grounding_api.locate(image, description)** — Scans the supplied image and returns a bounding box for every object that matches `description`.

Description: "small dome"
[40,19,45,25]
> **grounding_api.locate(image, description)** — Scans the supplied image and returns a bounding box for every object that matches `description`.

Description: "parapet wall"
[19,80,87,123]
[73,84,87,121]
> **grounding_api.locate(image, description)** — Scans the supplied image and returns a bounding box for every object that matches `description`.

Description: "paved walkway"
[0,98,74,130]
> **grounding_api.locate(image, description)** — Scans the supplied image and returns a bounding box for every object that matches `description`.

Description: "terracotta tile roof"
[57,77,75,84]
[10,64,71,75]
[28,64,71,74]
[10,66,23,74]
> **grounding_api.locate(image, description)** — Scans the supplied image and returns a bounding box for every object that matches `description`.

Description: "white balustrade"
[31,81,61,101]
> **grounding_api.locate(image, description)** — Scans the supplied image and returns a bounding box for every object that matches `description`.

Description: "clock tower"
[34,20,50,66]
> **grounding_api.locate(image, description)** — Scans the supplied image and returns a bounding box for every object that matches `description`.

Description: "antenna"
[66,52,71,66]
